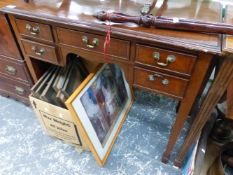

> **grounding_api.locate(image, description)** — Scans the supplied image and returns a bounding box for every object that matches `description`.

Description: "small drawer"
[21,39,59,64]
[15,18,53,42]
[0,56,32,84]
[0,89,30,105]
[57,27,130,60]
[135,45,197,76]
[0,75,31,98]
[134,67,189,99]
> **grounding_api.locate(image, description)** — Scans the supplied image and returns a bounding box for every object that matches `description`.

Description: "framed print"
[65,64,133,166]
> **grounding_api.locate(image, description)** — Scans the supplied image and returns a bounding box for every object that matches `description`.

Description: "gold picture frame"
[65,64,133,166]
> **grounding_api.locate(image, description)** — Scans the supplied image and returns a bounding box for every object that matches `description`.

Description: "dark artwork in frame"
[80,64,128,146]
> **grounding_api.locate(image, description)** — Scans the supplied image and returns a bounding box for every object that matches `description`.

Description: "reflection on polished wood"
[151,0,221,23]
[224,4,233,25]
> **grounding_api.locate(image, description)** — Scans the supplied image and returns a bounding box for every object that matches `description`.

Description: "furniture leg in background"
[174,53,233,167]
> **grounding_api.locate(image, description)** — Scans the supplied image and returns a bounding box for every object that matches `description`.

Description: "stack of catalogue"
[29,56,133,166]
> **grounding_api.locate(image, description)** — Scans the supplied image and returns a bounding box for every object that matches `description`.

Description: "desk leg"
[174,53,233,167]
[162,53,212,163]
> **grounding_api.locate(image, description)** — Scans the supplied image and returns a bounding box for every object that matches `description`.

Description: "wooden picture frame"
[65,64,133,166]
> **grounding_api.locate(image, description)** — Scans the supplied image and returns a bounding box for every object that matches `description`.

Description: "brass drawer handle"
[82,36,99,49]
[15,86,25,95]
[153,52,176,67]
[31,46,45,56]
[5,65,17,75]
[26,24,40,35]
[161,79,169,85]
[148,73,169,85]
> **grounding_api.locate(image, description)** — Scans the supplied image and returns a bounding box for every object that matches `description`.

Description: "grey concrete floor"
[0,89,187,175]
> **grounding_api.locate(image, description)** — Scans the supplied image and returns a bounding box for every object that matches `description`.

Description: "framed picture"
[65,64,133,166]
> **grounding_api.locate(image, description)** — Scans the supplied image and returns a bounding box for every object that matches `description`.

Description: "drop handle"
[15,86,25,95]
[5,65,17,75]
[152,52,176,67]
[26,24,40,35]
[31,46,45,56]
[148,73,169,86]
[161,79,169,85]
[82,36,99,49]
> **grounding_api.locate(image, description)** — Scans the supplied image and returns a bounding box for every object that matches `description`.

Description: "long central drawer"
[56,27,130,60]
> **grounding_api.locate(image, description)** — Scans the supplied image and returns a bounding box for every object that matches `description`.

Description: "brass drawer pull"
[26,24,40,35]
[82,36,99,49]
[148,73,169,85]
[5,65,17,75]
[161,79,169,85]
[31,46,45,56]
[15,86,25,95]
[153,52,176,67]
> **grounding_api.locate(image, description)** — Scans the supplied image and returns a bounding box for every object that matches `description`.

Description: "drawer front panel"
[15,18,53,42]
[57,27,130,60]
[135,45,197,76]
[0,76,31,98]
[0,56,31,84]
[21,39,58,64]
[134,67,189,99]
[0,89,30,105]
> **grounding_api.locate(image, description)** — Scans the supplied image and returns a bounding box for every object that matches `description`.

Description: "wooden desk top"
[0,0,225,54]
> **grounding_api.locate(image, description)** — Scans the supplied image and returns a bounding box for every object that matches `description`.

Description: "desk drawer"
[0,89,30,105]
[0,56,32,84]
[134,67,189,99]
[135,45,196,76]
[57,27,130,60]
[21,39,59,64]
[15,18,53,42]
[0,75,31,98]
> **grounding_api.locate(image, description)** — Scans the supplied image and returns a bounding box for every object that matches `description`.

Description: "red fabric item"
[104,13,111,60]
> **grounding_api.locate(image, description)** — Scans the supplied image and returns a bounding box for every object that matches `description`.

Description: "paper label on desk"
[39,111,81,145]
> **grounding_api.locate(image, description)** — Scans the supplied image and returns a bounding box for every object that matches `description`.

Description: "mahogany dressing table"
[0,0,230,166]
